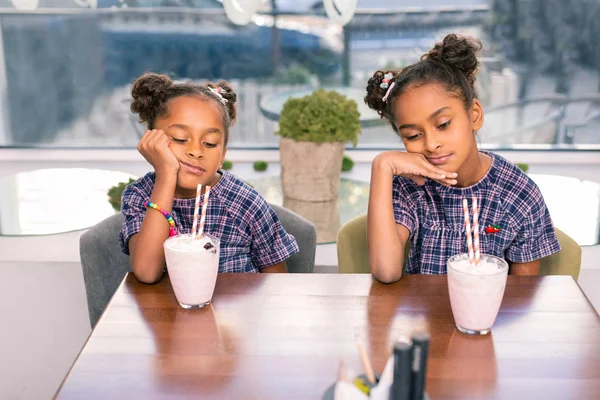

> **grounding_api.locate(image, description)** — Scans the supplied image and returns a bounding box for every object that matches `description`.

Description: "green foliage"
[341,154,354,172]
[222,160,233,170]
[272,65,312,85]
[517,163,529,173]
[253,160,268,172]
[107,178,135,212]
[276,88,361,146]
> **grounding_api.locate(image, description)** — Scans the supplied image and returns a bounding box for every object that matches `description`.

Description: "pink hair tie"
[382,81,396,103]
[380,72,396,103]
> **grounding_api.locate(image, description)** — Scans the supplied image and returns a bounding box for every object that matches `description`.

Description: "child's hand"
[374,151,458,186]
[137,129,180,176]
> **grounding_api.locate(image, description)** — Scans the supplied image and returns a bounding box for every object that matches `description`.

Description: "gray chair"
[80,205,316,328]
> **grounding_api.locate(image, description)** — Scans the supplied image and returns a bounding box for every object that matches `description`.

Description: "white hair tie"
[208,86,228,105]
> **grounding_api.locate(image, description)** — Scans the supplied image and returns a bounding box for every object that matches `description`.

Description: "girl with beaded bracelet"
[118,73,299,284]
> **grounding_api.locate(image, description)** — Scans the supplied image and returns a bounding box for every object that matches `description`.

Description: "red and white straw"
[197,185,211,238]
[472,196,480,266]
[462,198,475,265]
[191,184,202,239]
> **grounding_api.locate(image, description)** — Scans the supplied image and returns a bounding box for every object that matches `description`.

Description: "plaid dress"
[393,151,561,274]
[119,171,299,273]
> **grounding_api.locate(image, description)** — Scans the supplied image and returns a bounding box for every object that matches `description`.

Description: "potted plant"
[341,154,354,172]
[276,88,361,201]
[253,160,269,172]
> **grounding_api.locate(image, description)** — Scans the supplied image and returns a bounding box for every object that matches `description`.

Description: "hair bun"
[208,81,238,125]
[423,34,482,86]
[130,73,173,123]
[364,69,399,120]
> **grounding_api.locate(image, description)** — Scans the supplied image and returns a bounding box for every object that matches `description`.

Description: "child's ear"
[470,99,484,131]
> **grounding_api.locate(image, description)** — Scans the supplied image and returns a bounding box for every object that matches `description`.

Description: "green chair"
[541,228,582,279]
[337,213,581,280]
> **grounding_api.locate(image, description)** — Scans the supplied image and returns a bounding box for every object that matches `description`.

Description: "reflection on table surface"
[54,274,600,400]
[0,168,137,236]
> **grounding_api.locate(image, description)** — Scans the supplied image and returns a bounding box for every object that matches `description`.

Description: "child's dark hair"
[130,73,237,146]
[364,34,482,132]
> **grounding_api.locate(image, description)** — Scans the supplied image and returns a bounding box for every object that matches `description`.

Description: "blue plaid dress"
[393,151,561,274]
[119,171,299,273]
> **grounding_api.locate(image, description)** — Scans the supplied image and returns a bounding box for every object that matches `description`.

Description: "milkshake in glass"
[163,233,220,309]
[447,253,509,335]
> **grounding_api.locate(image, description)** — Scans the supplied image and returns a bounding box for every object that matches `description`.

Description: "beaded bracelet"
[144,201,178,237]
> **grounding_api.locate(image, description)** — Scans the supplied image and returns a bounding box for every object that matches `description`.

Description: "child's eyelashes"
[170,138,218,148]
[403,121,449,141]
[437,120,451,130]
[400,119,452,140]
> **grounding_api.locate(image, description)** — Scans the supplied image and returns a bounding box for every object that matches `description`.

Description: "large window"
[0,0,598,149]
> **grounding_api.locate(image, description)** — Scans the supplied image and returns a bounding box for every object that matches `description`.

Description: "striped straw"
[472,196,480,266]
[191,184,202,239]
[197,185,211,238]
[462,198,475,265]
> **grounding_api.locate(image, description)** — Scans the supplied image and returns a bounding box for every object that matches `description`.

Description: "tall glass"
[163,233,220,309]
[447,253,509,335]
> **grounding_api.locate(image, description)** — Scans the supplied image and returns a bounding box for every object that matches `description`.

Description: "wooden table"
[55,274,600,399]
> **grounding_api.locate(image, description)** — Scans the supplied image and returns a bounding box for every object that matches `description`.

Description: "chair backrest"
[80,205,316,328]
[270,204,317,273]
[80,213,130,329]
[337,214,410,275]
[540,227,581,279]
[337,213,581,279]
[337,213,369,274]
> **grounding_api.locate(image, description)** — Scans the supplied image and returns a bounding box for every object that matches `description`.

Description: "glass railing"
[0,2,598,150]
